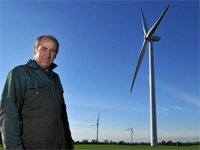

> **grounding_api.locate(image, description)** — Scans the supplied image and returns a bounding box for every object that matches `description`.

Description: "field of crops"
[0,144,199,150]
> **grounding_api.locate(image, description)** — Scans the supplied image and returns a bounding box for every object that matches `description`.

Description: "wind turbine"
[96,113,100,142]
[130,5,169,146]
[125,128,134,144]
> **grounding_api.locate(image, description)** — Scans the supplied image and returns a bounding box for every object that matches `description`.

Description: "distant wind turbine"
[96,113,100,142]
[125,128,134,143]
[130,5,169,146]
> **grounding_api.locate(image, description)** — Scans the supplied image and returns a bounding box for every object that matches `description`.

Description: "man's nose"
[46,49,51,58]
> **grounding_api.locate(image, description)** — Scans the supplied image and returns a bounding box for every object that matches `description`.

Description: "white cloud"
[158,106,192,112]
[158,106,169,111]
[157,80,200,107]
[170,106,187,111]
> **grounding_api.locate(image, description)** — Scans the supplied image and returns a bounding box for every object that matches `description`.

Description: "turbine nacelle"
[145,35,161,42]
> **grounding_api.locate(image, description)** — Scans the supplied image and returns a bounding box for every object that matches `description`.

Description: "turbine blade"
[147,5,169,37]
[97,113,100,123]
[140,8,148,35]
[130,39,147,93]
[125,128,131,130]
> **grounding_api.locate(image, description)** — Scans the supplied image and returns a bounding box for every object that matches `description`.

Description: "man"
[0,35,74,149]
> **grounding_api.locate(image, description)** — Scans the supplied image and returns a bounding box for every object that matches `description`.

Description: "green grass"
[0,144,199,150]
[75,144,200,150]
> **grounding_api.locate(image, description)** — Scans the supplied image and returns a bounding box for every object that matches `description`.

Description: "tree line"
[75,139,200,146]
[0,133,199,147]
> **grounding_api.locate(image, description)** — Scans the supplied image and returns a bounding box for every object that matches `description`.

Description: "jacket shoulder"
[10,63,30,74]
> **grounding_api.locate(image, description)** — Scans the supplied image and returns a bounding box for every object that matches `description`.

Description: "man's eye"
[41,47,47,51]
[51,49,57,54]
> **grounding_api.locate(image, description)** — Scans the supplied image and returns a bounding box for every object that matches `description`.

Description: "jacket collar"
[27,59,57,70]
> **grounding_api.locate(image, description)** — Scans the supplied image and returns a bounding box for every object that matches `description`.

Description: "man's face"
[34,37,58,71]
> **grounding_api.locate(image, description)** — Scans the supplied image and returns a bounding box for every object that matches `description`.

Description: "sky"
[0,0,199,143]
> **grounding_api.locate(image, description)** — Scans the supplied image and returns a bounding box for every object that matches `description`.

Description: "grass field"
[74,144,200,150]
[0,144,199,150]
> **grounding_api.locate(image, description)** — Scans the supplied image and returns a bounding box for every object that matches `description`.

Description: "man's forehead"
[39,37,57,47]
[40,37,55,43]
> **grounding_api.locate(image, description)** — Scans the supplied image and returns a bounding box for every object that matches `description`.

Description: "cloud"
[158,106,169,111]
[157,80,200,107]
[170,106,187,111]
[158,106,192,112]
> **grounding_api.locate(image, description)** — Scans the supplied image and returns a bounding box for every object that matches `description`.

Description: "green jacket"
[0,59,74,150]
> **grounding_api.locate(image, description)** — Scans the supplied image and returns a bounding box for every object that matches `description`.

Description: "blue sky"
[0,0,199,143]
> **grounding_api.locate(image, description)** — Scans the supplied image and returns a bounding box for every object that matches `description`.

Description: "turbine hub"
[146,35,161,42]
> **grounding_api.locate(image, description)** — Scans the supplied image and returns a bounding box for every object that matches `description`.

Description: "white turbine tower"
[125,128,134,144]
[96,113,100,142]
[130,5,169,146]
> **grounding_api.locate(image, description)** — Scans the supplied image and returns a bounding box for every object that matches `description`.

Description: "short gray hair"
[34,35,59,52]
